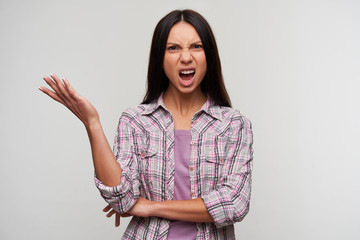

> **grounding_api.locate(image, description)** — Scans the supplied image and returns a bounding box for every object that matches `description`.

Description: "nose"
[180,49,192,64]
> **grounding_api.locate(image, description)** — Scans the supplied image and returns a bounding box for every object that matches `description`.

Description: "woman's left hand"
[103,205,132,227]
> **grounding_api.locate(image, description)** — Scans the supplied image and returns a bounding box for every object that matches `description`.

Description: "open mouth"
[179,69,195,81]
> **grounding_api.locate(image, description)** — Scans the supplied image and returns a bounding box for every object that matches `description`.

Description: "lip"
[178,67,196,74]
[178,68,196,87]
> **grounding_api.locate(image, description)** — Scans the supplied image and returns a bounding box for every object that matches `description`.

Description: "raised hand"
[40,74,122,186]
[39,74,99,128]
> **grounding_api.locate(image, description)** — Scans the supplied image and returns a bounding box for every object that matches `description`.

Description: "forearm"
[150,198,213,222]
[40,75,122,187]
[86,121,121,187]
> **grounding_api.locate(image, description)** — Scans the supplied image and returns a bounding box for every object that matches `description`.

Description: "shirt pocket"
[201,134,228,189]
[133,132,162,200]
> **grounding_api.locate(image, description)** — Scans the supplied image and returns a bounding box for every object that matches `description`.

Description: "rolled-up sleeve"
[202,115,254,227]
[94,114,140,214]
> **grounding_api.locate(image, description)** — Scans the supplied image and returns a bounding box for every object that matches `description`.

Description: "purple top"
[167,130,198,240]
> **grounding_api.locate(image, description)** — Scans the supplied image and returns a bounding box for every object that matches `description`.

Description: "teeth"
[180,70,195,74]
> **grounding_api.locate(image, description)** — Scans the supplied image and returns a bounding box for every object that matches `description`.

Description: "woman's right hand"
[41,74,122,186]
[40,74,99,128]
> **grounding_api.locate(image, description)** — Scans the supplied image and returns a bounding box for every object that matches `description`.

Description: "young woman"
[40,9,253,240]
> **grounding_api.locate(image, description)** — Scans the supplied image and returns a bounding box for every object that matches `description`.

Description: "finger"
[50,74,64,88]
[39,86,66,105]
[50,74,73,104]
[62,78,73,92]
[103,205,112,212]
[106,209,117,218]
[40,86,82,121]
[120,213,132,218]
[43,76,61,94]
[43,76,70,105]
[115,213,120,227]
[62,77,81,102]
[45,75,83,118]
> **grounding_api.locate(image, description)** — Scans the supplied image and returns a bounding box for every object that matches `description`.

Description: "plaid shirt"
[95,95,254,240]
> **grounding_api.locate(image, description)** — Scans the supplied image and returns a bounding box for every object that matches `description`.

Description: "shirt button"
[219,157,224,163]
[190,191,195,197]
[189,166,194,171]
[190,140,195,145]
[141,151,146,158]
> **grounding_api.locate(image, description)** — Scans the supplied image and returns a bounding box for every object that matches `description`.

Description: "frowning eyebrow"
[166,40,203,45]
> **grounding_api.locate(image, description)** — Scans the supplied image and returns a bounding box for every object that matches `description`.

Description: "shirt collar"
[200,97,223,121]
[141,94,168,115]
[141,93,223,121]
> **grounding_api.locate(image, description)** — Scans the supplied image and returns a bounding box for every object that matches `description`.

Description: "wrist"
[85,119,102,133]
[149,200,164,218]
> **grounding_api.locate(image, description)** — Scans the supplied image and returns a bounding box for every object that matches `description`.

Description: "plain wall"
[0,0,359,239]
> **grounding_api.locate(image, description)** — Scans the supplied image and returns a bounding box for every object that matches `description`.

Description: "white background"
[0,0,359,239]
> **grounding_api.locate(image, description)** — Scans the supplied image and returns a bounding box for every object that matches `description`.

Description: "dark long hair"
[142,9,231,107]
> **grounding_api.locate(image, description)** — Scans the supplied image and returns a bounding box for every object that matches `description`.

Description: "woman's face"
[163,21,207,96]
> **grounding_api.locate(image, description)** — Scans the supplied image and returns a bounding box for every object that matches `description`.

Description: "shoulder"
[117,102,155,126]
[121,104,149,118]
[212,105,252,130]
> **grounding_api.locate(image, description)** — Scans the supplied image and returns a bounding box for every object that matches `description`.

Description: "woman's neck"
[163,87,207,118]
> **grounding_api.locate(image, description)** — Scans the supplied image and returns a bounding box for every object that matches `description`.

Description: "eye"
[167,46,178,51]
[192,44,203,50]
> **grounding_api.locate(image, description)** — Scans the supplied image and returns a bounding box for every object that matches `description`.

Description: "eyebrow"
[166,40,203,45]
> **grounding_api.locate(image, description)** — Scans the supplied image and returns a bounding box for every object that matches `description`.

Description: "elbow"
[203,181,252,227]
[95,171,140,214]
[102,193,138,214]
[98,185,139,214]
[213,198,251,227]
[232,201,250,223]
